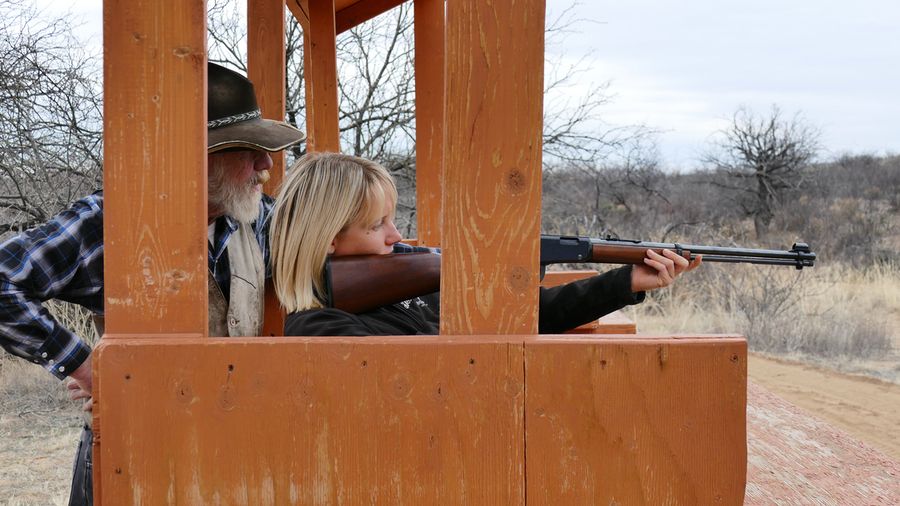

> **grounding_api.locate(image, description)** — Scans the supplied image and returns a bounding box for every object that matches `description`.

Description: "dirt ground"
[748,353,900,460]
[0,395,82,505]
[0,354,898,504]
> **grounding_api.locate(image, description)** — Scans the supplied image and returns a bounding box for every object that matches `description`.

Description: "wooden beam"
[335,0,405,34]
[94,335,526,503]
[102,0,208,336]
[413,0,444,247]
[441,0,545,334]
[101,0,207,500]
[94,334,747,502]
[286,0,310,32]
[304,0,341,152]
[248,0,288,337]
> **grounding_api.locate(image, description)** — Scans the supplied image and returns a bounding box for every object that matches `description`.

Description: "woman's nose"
[386,221,402,244]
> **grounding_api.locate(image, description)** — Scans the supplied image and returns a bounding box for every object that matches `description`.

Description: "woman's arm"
[538,266,643,334]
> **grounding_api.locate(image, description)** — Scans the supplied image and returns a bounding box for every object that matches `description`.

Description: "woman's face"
[330,197,401,256]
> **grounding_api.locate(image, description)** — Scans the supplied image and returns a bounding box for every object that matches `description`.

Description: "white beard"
[208,158,267,223]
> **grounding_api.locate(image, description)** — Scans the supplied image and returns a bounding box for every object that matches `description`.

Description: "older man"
[0,62,305,505]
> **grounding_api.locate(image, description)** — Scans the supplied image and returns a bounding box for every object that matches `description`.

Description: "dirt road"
[748,353,900,460]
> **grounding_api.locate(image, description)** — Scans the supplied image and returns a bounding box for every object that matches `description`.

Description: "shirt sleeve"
[0,193,104,379]
[538,265,645,334]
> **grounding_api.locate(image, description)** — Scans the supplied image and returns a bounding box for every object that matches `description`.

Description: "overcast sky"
[546,0,900,169]
[41,0,899,170]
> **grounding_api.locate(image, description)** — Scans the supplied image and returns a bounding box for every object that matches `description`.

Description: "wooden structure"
[94,0,747,504]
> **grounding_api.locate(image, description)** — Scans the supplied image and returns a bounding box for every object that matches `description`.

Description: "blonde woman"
[271,152,700,336]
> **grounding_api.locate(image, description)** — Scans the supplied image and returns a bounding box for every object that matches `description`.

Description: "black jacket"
[284,266,643,336]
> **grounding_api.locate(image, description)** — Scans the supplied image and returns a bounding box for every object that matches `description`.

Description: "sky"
[545,0,900,169]
[36,0,900,170]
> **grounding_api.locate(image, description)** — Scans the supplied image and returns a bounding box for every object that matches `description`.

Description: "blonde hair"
[270,152,398,312]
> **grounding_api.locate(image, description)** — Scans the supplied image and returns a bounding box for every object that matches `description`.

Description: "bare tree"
[0,0,103,235]
[541,5,654,170]
[704,105,819,239]
[207,1,642,236]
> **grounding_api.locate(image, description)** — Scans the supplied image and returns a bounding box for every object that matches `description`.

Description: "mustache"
[251,170,270,186]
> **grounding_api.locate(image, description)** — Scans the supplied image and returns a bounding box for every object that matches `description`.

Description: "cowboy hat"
[207,62,306,153]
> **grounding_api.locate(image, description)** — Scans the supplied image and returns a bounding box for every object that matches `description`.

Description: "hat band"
[208,109,261,129]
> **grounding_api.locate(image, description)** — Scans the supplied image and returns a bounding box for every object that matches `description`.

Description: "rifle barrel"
[585,237,816,269]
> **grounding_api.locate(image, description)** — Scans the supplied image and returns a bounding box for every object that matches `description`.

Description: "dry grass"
[0,357,83,505]
[624,261,900,382]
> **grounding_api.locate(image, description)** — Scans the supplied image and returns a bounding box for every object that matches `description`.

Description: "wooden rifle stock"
[325,253,441,314]
[325,235,816,314]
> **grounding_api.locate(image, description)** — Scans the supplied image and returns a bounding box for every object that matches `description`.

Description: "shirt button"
[41,352,48,358]
[58,366,66,373]
[229,318,238,327]
[49,359,55,365]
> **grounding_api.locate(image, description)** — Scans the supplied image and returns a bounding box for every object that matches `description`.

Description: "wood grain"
[102,0,208,335]
[248,0,287,337]
[413,0,444,247]
[304,0,341,152]
[248,0,287,192]
[441,0,546,335]
[525,336,748,505]
[94,336,526,505]
[94,334,747,504]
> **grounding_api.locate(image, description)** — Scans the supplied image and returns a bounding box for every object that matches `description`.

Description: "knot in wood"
[506,266,531,293]
[503,168,527,195]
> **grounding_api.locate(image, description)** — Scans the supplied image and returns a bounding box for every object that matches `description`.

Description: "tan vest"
[207,221,265,337]
[93,222,265,337]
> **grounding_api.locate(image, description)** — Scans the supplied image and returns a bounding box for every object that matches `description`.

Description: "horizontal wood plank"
[95,334,746,504]
[95,337,525,505]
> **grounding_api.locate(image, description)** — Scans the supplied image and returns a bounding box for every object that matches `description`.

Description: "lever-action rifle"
[325,234,816,314]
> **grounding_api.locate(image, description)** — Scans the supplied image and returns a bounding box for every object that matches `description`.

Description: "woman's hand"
[631,249,702,293]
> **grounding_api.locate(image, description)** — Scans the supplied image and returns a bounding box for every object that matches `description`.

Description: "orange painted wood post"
[100,0,208,501]
[248,0,287,336]
[102,0,208,337]
[442,0,546,334]
[413,0,444,247]
[248,0,287,191]
[304,0,341,152]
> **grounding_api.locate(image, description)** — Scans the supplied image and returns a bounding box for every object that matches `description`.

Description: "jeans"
[68,425,93,506]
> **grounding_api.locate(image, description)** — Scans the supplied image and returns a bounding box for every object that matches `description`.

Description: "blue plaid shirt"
[0,191,274,380]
